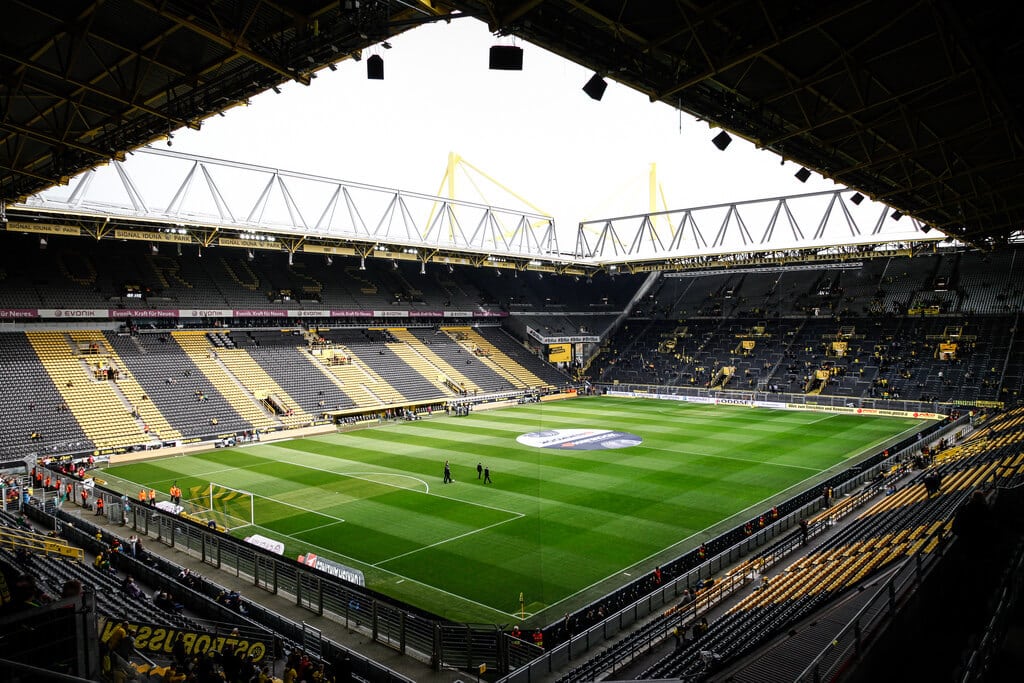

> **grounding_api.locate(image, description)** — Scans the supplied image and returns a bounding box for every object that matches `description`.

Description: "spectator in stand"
[94,551,115,575]
[172,633,187,669]
[153,589,183,614]
[132,534,144,560]
[105,620,130,656]
[122,576,145,600]
[177,568,198,589]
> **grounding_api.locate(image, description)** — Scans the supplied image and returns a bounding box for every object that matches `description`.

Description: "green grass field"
[97,396,926,624]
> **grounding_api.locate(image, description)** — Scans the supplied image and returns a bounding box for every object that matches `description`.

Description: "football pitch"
[97,396,927,624]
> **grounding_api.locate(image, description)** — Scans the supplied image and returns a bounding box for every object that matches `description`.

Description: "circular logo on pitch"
[516,428,643,450]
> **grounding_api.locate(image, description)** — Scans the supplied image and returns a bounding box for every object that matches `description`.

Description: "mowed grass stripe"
[98,397,928,623]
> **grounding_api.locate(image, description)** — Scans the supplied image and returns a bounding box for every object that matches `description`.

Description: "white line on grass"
[104,463,265,491]
[528,417,932,623]
[253,492,346,524]
[245,522,522,621]
[335,471,429,493]
[263,455,523,517]
[373,512,524,567]
[106,454,518,531]
[301,520,347,534]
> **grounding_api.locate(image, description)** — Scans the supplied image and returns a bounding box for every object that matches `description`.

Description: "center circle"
[516,428,643,450]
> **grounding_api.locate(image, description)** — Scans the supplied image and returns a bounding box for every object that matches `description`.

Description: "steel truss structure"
[7,147,944,274]
[9,147,573,272]
[575,190,943,271]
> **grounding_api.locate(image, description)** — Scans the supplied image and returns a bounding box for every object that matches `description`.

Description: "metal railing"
[25,501,416,683]
[495,415,969,683]
[33,407,965,682]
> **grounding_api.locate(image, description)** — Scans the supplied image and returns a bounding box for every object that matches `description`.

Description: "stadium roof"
[3,1,1022,251]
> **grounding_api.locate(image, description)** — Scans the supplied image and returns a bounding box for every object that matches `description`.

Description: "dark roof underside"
[3,0,1022,248]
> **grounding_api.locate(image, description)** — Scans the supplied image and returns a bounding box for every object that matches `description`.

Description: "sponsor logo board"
[39,308,106,318]
[298,553,365,586]
[245,534,285,555]
[0,308,38,318]
[110,309,179,318]
[186,309,233,318]
[232,309,289,317]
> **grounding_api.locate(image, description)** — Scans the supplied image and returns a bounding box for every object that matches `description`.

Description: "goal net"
[184,482,255,531]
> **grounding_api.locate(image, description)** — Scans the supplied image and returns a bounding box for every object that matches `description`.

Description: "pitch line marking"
[105,454,519,517]
[100,463,250,491]
[373,512,524,567]
[245,523,522,621]
[248,491,346,525]
[526,418,932,623]
[336,471,429,494]
[262,454,523,517]
[100,468,348,526]
[301,520,347,534]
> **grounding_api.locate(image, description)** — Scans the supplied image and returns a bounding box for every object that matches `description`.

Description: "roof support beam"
[0,51,191,130]
[133,0,311,86]
[0,121,116,161]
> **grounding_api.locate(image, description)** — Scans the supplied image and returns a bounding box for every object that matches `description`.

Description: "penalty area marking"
[246,522,523,621]
[244,491,346,526]
[263,455,523,517]
[373,511,524,567]
[339,471,429,494]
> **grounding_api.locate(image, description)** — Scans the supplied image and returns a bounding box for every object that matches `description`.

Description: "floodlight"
[490,45,523,71]
[582,73,607,101]
[712,131,732,151]
[367,54,384,80]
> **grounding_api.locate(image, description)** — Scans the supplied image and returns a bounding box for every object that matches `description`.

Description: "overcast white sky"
[167,17,842,230]
[28,16,935,258]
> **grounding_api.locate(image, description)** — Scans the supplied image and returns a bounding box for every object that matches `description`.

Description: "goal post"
[184,482,255,530]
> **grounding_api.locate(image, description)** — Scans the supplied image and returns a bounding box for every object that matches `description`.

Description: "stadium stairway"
[386,328,475,394]
[68,330,183,443]
[292,349,364,408]
[207,337,312,429]
[26,331,158,450]
[633,444,1002,681]
[406,327,512,392]
[442,327,538,389]
[170,331,277,431]
[553,413,1016,683]
[315,347,405,408]
[476,326,570,387]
